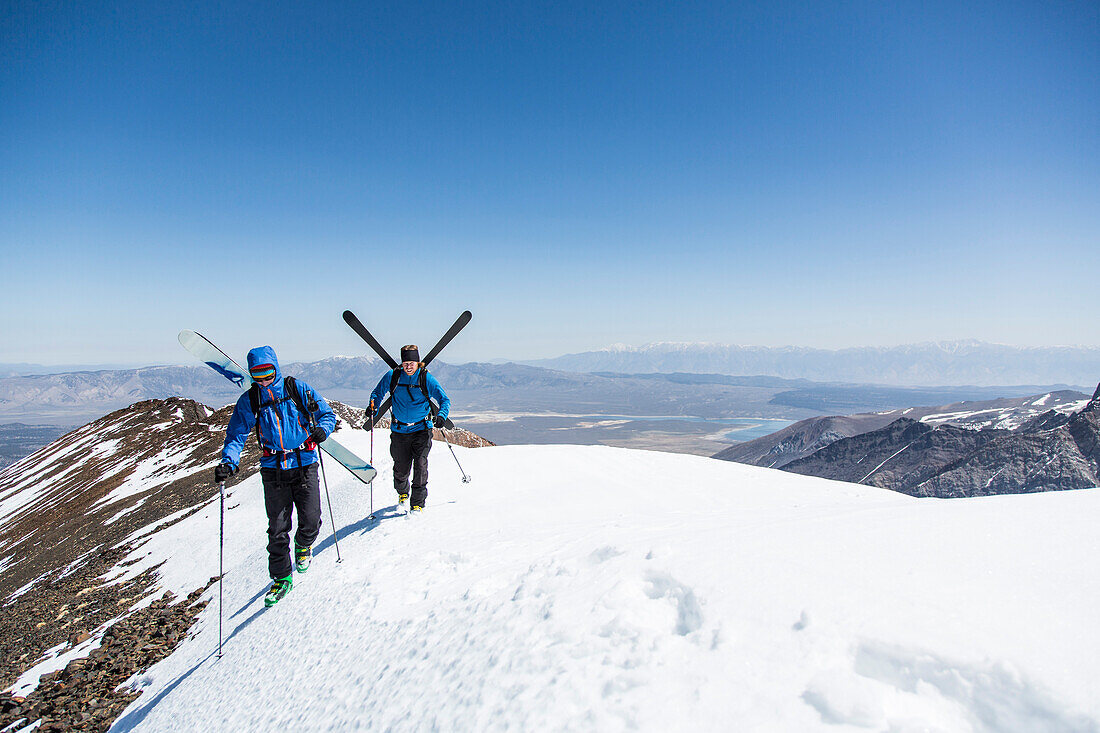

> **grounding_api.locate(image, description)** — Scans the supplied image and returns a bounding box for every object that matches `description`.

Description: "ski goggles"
[250,364,276,381]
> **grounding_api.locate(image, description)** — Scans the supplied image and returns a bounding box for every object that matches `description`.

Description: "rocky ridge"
[0,397,246,692]
[0,587,209,732]
[779,384,1100,497]
[714,390,1089,469]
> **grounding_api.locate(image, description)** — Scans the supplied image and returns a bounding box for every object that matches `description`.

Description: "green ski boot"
[294,544,312,573]
[264,575,293,607]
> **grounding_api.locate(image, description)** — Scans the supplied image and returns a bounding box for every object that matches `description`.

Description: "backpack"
[389,367,438,423]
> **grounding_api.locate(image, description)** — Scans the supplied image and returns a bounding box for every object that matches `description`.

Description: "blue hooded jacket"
[221,346,337,470]
[369,367,450,434]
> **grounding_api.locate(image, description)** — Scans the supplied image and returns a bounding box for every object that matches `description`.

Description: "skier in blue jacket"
[214,345,336,606]
[365,344,450,513]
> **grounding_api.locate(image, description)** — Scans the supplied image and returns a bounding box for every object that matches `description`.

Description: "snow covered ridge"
[917,391,1090,430]
[0,396,492,710]
[81,445,1100,729]
[2,403,1099,730]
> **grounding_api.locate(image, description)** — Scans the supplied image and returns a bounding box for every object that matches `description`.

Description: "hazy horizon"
[3,336,1099,375]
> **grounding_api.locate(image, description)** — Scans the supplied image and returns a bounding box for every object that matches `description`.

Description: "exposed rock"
[1017,409,1072,433]
[778,384,1100,498]
[0,586,210,732]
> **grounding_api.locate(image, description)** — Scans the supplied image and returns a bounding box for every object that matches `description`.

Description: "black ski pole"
[368,401,375,521]
[217,479,225,659]
[317,448,342,563]
[441,427,471,483]
[306,390,342,563]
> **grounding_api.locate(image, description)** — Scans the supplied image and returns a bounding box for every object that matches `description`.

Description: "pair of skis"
[344,310,474,486]
[342,310,471,430]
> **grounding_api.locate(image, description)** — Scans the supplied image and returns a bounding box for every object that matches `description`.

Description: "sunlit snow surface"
[108,428,1100,732]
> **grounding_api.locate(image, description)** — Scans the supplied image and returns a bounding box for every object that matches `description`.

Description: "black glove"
[310,425,328,444]
[214,463,236,483]
[433,415,446,428]
[364,404,374,420]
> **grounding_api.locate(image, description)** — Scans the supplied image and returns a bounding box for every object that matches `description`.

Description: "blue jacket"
[221,346,337,470]
[370,367,450,434]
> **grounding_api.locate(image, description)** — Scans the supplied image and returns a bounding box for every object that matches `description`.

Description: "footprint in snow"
[642,570,703,637]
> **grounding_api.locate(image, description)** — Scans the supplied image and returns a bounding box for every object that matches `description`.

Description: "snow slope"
[107,428,1100,732]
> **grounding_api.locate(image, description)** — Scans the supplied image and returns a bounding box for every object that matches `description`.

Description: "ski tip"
[178,329,201,347]
[342,310,356,322]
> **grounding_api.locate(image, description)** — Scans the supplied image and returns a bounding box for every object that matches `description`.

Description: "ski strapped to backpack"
[344,310,470,429]
[388,366,439,428]
[179,330,377,484]
[248,376,318,465]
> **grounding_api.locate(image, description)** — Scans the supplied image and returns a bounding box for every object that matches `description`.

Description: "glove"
[310,425,328,444]
[214,463,236,483]
[364,404,374,420]
[432,415,446,428]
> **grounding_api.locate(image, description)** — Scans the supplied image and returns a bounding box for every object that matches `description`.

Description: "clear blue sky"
[2,0,1097,365]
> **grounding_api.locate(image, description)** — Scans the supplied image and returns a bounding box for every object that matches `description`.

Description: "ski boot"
[411,505,423,513]
[264,575,293,607]
[397,493,409,513]
[294,544,312,573]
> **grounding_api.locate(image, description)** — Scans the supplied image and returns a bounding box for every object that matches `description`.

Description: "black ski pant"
[391,428,432,507]
[261,461,321,580]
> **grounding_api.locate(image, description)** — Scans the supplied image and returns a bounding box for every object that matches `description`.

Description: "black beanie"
[400,345,420,363]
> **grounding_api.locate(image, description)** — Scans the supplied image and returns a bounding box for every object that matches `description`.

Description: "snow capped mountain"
[917,392,1091,431]
[716,390,1091,469]
[527,340,1100,387]
[2,401,1098,730]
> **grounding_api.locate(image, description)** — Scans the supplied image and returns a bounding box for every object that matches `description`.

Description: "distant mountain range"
[0,356,397,424]
[715,385,1100,498]
[0,357,1079,430]
[0,364,247,423]
[525,340,1100,387]
[0,362,144,377]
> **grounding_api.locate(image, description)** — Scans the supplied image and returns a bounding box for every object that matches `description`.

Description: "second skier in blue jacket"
[367,344,450,512]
